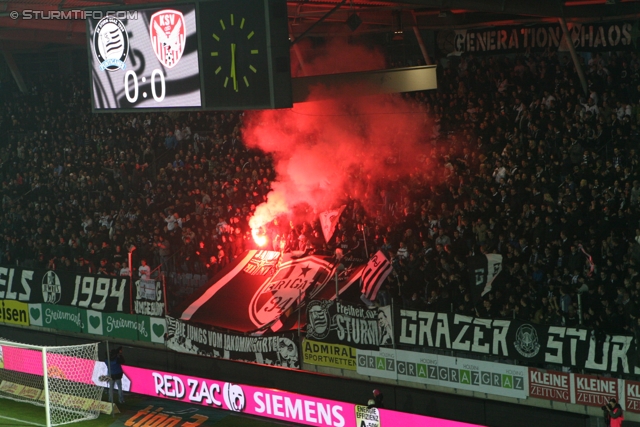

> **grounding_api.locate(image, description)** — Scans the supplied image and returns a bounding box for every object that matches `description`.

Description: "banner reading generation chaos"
[165,316,300,369]
[0,265,129,313]
[395,309,636,374]
[439,21,638,55]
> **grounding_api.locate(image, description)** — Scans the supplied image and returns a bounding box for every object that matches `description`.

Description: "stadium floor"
[0,392,300,427]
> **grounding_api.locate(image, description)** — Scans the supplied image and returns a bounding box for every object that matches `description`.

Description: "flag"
[177,250,363,333]
[468,253,503,303]
[361,251,393,301]
[319,205,346,243]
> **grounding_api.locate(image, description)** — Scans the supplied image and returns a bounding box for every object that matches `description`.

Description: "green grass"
[0,398,118,427]
[0,393,296,427]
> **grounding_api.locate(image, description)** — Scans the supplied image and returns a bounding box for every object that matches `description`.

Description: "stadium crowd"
[1,49,640,339]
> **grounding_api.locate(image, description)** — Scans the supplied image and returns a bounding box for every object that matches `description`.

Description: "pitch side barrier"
[0,325,589,427]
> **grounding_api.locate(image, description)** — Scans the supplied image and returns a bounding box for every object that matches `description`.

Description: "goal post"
[0,338,104,427]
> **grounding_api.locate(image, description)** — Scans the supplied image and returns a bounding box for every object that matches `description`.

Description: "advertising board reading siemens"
[122,365,485,427]
[88,4,201,110]
[396,310,635,374]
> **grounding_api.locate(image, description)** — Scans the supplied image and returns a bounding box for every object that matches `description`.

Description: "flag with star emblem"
[178,250,361,333]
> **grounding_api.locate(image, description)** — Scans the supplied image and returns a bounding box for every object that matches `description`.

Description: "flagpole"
[390,298,396,350]
[362,225,369,258]
[298,289,302,338]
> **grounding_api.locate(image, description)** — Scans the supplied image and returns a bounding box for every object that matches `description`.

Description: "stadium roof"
[0,0,638,49]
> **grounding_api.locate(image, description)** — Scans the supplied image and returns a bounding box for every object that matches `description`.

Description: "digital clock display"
[88,4,201,111]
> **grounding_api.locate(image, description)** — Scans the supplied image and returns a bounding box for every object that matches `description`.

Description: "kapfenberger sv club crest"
[150,9,186,68]
[249,256,334,329]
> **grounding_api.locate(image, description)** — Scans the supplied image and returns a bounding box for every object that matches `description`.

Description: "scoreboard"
[87,0,291,112]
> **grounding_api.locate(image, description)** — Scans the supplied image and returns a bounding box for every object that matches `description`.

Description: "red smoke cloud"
[244,41,438,231]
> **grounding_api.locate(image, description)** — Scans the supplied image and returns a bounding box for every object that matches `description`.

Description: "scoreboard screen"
[88,4,202,110]
[87,0,292,112]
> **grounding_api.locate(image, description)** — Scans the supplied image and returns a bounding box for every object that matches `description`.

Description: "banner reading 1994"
[0,265,129,313]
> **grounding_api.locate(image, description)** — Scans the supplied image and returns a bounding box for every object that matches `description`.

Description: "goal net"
[0,338,103,427]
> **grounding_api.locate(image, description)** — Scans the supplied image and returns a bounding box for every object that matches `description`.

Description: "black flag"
[468,253,503,303]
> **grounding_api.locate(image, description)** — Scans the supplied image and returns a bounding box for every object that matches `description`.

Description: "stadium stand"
[1,49,640,339]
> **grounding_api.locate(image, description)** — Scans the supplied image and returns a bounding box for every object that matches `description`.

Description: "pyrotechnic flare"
[251,227,268,247]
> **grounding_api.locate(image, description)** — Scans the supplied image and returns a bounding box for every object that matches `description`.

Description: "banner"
[356,348,528,399]
[0,266,129,313]
[306,300,393,351]
[165,316,300,369]
[395,310,635,374]
[528,368,571,403]
[26,302,165,344]
[133,278,165,317]
[179,250,362,333]
[626,380,640,413]
[573,374,619,407]
[439,21,637,56]
[29,304,85,333]
[0,299,30,326]
[302,339,357,370]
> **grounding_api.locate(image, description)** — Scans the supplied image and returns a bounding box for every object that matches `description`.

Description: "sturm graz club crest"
[513,324,541,358]
[93,16,129,72]
[306,300,333,340]
[42,271,61,304]
[150,9,186,69]
[222,383,246,412]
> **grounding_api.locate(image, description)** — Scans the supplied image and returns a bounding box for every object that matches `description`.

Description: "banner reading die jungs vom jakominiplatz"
[165,316,300,368]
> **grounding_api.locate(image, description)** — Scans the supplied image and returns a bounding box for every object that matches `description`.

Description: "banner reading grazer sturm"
[165,316,300,369]
[133,278,165,317]
[0,265,130,313]
[395,310,635,374]
[306,300,393,350]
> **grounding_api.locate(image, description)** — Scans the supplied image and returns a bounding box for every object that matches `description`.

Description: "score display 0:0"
[124,69,166,103]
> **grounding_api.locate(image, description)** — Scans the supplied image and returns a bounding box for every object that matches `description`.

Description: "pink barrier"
[123,365,485,427]
[1,345,484,426]
[2,346,95,384]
